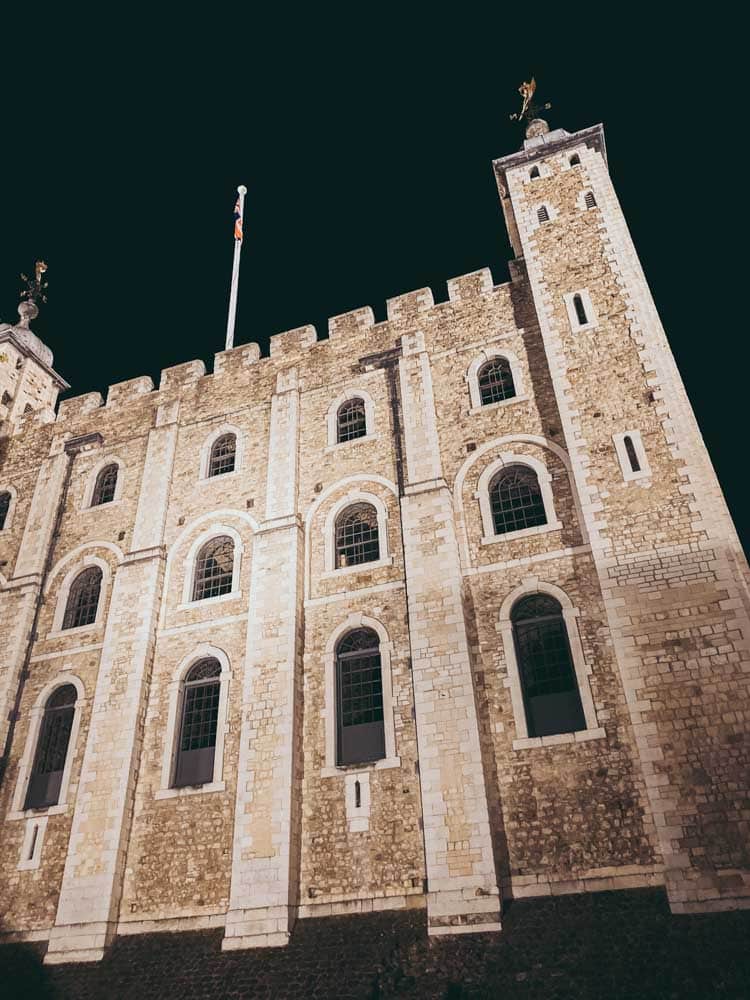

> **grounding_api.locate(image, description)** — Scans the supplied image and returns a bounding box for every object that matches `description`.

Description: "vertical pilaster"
[45,402,179,963]
[223,368,304,949]
[398,331,501,935]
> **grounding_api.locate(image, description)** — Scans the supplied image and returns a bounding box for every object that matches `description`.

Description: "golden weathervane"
[509,78,551,124]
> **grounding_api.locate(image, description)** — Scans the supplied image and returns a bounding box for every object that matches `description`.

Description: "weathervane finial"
[20,260,49,306]
[510,78,552,136]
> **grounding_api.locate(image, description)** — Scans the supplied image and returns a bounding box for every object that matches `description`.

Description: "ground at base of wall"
[1,889,749,1000]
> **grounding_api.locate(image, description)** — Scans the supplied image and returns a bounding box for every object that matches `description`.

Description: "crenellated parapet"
[213,343,261,376]
[386,287,434,322]
[269,324,318,358]
[105,376,155,408]
[159,359,206,392]
[447,267,494,303]
[57,392,104,422]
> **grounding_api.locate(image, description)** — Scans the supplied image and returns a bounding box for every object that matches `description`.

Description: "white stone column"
[45,403,179,963]
[223,369,304,949]
[398,332,501,935]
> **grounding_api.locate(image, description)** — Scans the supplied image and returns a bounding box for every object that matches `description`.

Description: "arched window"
[511,595,585,738]
[336,629,385,765]
[489,465,547,535]
[0,491,10,531]
[569,154,581,167]
[477,358,516,405]
[337,398,367,443]
[192,536,234,601]
[208,433,236,477]
[537,205,550,223]
[335,503,379,568]
[623,435,641,472]
[584,191,597,209]
[173,659,221,787]
[573,294,588,326]
[62,567,102,629]
[91,464,118,506]
[24,685,77,809]
[529,166,540,179]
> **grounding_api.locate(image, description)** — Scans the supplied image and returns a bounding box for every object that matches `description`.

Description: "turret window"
[569,154,581,167]
[573,294,588,325]
[613,430,651,482]
[529,166,540,179]
[208,433,236,477]
[477,358,516,406]
[490,465,547,536]
[90,464,118,506]
[584,191,597,209]
[623,435,640,472]
[173,659,221,788]
[337,398,367,443]
[335,503,380,568]
[537,205,550,223]
[24,685,77,810]
[0,491,10,531]
[62,567,102,630]
[192,536,235,601]
[336,629,385,766]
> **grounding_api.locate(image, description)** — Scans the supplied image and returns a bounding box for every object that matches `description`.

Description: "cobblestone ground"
[2,889,749,999]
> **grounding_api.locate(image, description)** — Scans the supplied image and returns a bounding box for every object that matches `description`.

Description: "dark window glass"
[573,294,588,326]
[478,358,516,406]
[511,595,585,737]
[336,629,385,765]
[0,491,10,531]
[537,205,550,223]
[62,567,102,630]
[91,464,118,506]
[624,436,641,472]
[208,434,236,477]
[192,536,234,601]
[336,398,367,443]
[490,465,547,535]
[569,154,581,166]
[335,503,379,568]
[584,191,596,209]
[174,658,221,787]
[529,166,540,179]
[25,685,77,809]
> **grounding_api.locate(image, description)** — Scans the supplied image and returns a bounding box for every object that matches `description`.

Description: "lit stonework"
[0,119,748,965]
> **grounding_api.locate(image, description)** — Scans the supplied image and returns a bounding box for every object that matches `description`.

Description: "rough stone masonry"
[0,117,747,966]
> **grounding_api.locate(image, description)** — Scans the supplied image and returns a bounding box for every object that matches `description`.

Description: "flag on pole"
[234,195,244,242]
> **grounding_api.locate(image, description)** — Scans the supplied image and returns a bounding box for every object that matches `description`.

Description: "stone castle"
[0,116,748,968]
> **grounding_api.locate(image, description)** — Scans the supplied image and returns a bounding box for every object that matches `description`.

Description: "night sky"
[1,12,744,553]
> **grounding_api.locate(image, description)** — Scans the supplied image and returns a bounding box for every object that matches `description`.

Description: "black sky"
[1,10,745,553]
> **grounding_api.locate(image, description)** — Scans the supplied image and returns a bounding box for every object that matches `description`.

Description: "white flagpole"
[225,184,247,350]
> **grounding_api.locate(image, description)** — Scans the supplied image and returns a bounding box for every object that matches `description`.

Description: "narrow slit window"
[0,491,10,531]
[623,435,641,472]
[208,434,236,477]
[62,567,102,630]
[24,685,77,810]
[529,166,540,179]
[27,823,40,860]
[569,154,581,167]
[336,629,385,766]
[337,398,367,443]
[573,294,588,326]
[511,595,585,738]
[584,191,597,209]
[477,358,516,406]
[173,659,221,788]
[537,205,550,223]
[335,503,379,568]
[91,464,118,506]
[192,536,234,601]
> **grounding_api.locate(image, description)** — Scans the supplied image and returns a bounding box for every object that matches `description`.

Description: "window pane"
[174,665,220,788]
[25,686,77,809]
[335,503,379,567]
[91,465,118,506]
[209,434,236,477]
[193,537,234,600]
[336,629,385,765]
[490,466,547,535]
[62,567,102,629]
[0,492,10,530]
[337,399,367,443]
[478,359,516,405]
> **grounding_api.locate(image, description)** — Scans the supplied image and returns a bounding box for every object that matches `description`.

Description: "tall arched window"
[62,567,102,629]
[336,629,385,765]
[24,685,77,809]
[511,595,585,738]
[192,536,234,600]
[489,465,547,535]
[91,464,118,506]
[477,358,516,405]
[336,398,367,443]
[208,433,236,477]
[0,491,10,531]
[173,659,221,787]
[335,503,379,568]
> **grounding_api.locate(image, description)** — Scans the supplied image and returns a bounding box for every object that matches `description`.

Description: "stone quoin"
[0,118,748,967]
